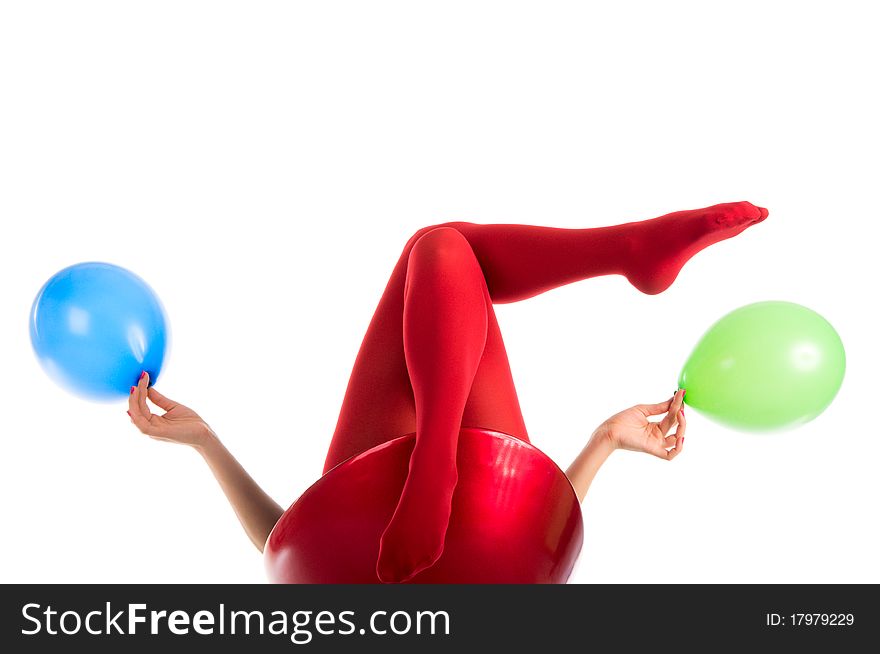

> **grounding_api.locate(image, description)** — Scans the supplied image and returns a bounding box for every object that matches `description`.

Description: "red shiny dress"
[265,428,583,583]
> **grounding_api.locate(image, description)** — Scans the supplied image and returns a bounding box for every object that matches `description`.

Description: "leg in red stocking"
[321,201,768,582]
[376,227,492,582]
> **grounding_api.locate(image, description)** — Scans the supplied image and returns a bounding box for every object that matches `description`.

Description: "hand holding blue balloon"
[30,262,169,402]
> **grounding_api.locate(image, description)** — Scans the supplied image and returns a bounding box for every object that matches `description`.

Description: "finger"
[666,435,684,460]
[128,378,148,420]
[126,402,163,437]
[658,389,685,434]
[665,414,686,461]
[661,412,688,447]
[658,410,678,435]
[148,386,179,412]
[127,406,150,434]
[647,439,673,460]
[636,396,674,417]
[675,409,687,441]
[136,371,151,418]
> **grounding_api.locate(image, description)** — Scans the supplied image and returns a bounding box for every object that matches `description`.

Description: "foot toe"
[376,541,444,583]
[714,201,766,227]
[738,200,763,222]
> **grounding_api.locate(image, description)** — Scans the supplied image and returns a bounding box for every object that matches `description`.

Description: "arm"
[195,436,284,551]
[128,372,284,552]
[566,389,687,502]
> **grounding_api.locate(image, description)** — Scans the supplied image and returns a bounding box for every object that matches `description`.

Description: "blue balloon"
[30,262,169,402]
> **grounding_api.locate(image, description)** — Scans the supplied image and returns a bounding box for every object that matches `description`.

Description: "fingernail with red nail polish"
[130,386,136,394]
[126,410,131,417]
[140,371,147,380]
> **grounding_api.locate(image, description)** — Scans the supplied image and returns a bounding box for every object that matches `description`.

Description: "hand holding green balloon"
[678,301,845,431]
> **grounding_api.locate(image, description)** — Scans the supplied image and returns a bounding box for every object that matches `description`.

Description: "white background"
[1,1,877,584]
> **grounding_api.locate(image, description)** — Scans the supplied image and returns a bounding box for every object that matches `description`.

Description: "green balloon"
[678,301,845,431]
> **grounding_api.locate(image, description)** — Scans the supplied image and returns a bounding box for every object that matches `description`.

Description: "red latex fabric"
[266,428,585,583]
